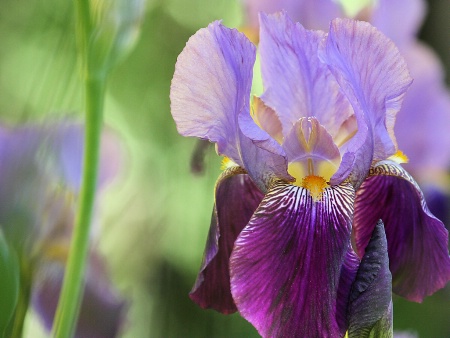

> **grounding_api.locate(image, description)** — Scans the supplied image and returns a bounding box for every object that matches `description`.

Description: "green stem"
[52,1,106,335]
[8,258,32,338]
[52,76,105,338]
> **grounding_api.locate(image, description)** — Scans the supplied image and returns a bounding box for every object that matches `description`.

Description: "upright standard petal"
[170,21,290,190]
[259,12,352,138]
[353,161,450,302]
[321,19,412,186]
[190,169,264,313]
[348,220,393,338]
[230,180,355,337]
[171,21,255,164]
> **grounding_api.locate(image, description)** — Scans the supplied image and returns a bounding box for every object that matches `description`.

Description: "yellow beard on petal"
[388,149,409,164]
[301,175,328,202]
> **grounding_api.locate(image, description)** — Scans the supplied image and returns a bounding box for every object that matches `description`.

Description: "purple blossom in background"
[170,11,450,337]
[0,122,125,337]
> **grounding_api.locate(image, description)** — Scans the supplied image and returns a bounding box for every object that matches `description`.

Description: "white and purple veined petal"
[170,21,291,191]
[353,161,450,302]
[230,180,355,337]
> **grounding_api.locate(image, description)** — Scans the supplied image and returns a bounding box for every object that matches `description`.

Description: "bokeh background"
[0,0,448,337]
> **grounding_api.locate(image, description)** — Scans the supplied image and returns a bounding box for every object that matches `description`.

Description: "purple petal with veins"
[190,171,263,313]
[259,12,353,139]
[230,180,355,337]
[170,21,290,191]
[321,19,412,186]
[354,161,450,302]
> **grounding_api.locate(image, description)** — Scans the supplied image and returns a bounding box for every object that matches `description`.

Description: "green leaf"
[0,230,20,337]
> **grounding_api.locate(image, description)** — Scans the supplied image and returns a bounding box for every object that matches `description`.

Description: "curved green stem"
[52,1,107,337]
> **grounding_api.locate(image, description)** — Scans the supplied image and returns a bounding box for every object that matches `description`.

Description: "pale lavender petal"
[259,12,353,138]
[190,169,263,313]
[394,43,450,175]
[282,117,341,178]
[171,21,255,165]
[243,0,343,32]
[354,161,450,302]
[230,180,355,337]
[33,251,125,338]
[348,220,393,338]
[321,19,412,185]
[252,96,283,144]
[171,21,290,190]
[371,0,426,45]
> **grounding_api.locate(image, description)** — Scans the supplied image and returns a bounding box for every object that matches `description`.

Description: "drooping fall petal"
[190,169,264,313]
[353,161,450,302]
[230,180,355,337]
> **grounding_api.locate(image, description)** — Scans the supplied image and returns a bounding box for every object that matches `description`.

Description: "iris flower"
[170,12,450,337]
[0,122,124,337]
[242,0,450,224]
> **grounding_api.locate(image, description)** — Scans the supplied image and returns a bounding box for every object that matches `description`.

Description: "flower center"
[301,175,328,202]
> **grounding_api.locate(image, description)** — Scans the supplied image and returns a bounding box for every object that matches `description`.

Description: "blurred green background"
[0,0,448,337]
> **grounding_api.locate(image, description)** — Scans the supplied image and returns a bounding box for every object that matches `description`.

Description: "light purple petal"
[394,43,450,176]
[371,0,426,45]
[171,21,290,190]
[348,220,393,338]
[321,19,412,186]
[230,180,355,337]
[353,161,450,302]
[46,123,123,190]
[282,117,341,178]
[243,0,343,32]
[190,169,263,313]
[171,21,255,165]
[259,12,353,138]
[33,251,126,338]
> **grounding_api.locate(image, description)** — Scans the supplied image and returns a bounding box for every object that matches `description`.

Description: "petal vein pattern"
[354,161,450,301]
[230,180,355,337]
[170,21,290,190]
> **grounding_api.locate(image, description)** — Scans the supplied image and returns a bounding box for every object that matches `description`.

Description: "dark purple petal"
[230,180,355,337]
[259,12,353,138]
[321,19,412,186]
[422,185,450,230]
[354,161,450,302]
[171,21,290,190]
[190,169,264,314]
[336,245,359,334]
[33,251,125,338]
[348,220,393,338]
